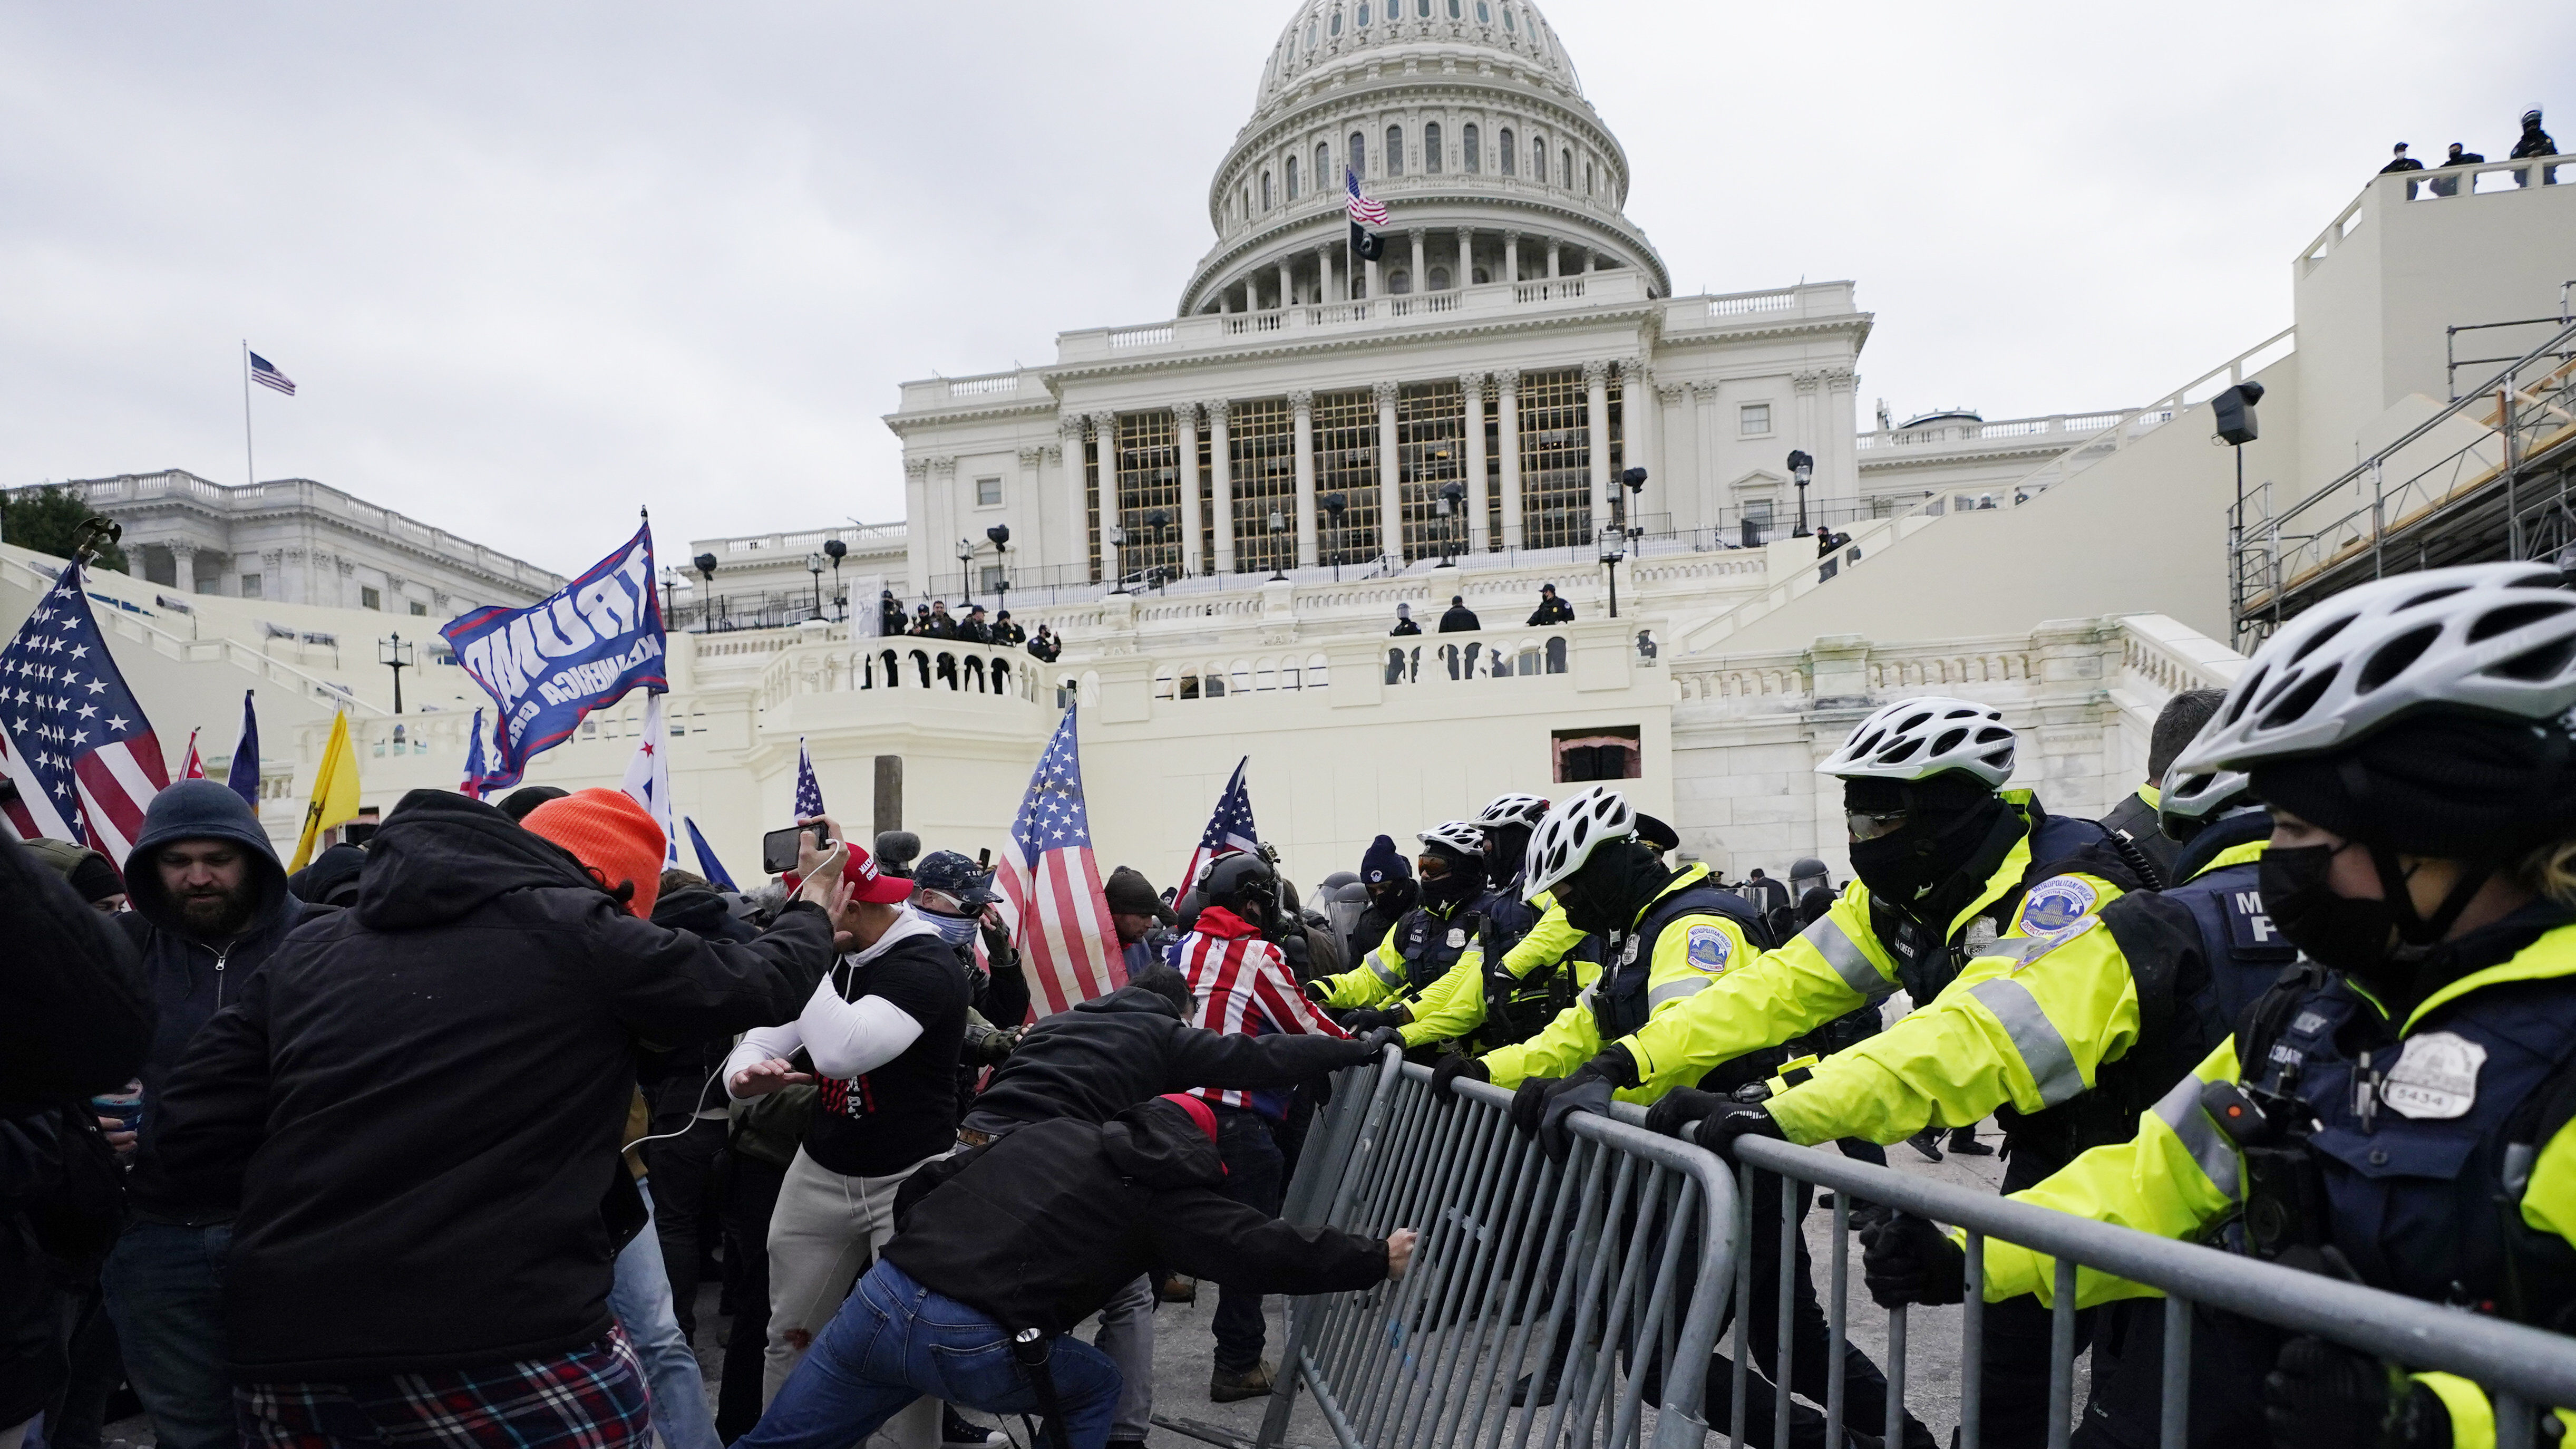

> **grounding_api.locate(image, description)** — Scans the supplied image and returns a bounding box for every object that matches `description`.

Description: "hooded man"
[1345,835,1417,970]
[148,788,843,1449]
[1102,866,1174,978]
[103,779,320,1449]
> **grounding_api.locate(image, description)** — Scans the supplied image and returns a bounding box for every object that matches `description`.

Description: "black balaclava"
[1419,840,1488,911]
[1483,824,1533,885]
[1842,772,2015,914]
[1556,839,1674,937]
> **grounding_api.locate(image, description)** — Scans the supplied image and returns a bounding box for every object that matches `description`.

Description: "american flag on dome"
[997,705,1124,1019]
[0,560,169,861]
[1180,756,1258,897]
[1345,168,1389,228]
[249,351,296,396]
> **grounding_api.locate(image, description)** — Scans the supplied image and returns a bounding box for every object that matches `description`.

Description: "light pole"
[1601,468,1649,619]
[1143,509,1172,592]
[1323,492,1348,582]
[1787,450,1815,537]
[1267,509,1290,583]
[1106,525,1129,594]
[692,552,720,632]
[986,524,1012,620]
[378,631,414,714]
[824,538,848,620]
[1436,482,1465,566]
[805,552,825,621]
[958,537,978,607]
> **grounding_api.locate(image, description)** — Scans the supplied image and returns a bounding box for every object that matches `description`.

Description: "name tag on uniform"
[2381,1031,2487,1119]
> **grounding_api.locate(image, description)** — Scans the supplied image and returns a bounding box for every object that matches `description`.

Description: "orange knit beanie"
[521,788,666,917]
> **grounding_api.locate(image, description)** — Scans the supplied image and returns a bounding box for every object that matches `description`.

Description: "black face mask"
[1421,859,1486,910]
[2257,844,2398,975]
[1557,843,1669,937]
[1848,798,2007,908]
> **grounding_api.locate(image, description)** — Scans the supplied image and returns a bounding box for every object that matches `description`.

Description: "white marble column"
[1498,372,1523,545]
[1625,360,1659,506]
[1792,370,1824,526]
[1461,372,1490,552]
[1054,422,1087,581]
[1365,254,1381,301]
[1290,390,1318,567]
[1319,243,1338,305]
[1088,415,1120,581]
[1503,232,1520,284]
[1208,400,1236,574]
[1822,366,1862,522]
[1174,404,1202,575]
[1278,259,1294,310]
[1583,360,1612,535]
[1547,240,1561,279]
[1408,229,1426,293]
[1374,380,1403,563]
[1456,228,1471,288]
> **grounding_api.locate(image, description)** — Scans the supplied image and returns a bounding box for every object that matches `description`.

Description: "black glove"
[1342,1007,1395,1035]
[1303,979,1332,1004]
[1537,1067,1616,1164]
[1359,1026,1405,1056]
[1509,1076,1554,1137]
[1431,1054,1490,1105]
[1642,1086,1726,1142]
[962,1025,1018,1067]
[1858,1212,1966,1308]
[1694,1104,1788,1164]
[2261,1337,2445,1449]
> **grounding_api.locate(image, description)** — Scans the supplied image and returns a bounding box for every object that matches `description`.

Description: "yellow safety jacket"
[1981,920,2576,1449]
[1399,892,1591,1049]
[1314,898,1480,1012]
[1609,795,2134,1093]
[1481,864,1763,1106]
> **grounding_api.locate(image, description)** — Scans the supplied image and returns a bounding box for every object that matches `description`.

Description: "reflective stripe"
[1803,916,1891,999]
[1368,952,1404,988]
[2152,1071,2243,1203]
[1980,935,2055,966]
[1646,977,1710,1010]
[1965,978,2086,1107]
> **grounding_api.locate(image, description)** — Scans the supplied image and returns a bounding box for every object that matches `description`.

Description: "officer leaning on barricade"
[1864,562,2576,1449]
[1305,821,1499,1042]
[1382,794,1594,1055]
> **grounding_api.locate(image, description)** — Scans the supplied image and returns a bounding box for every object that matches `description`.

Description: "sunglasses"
[1416,855,1454,879]
[1844,810,1911,843]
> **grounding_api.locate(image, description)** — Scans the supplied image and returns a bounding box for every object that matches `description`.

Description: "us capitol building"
[8,0,2571,895]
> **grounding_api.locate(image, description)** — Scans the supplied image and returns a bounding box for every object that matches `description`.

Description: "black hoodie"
[963,982,1375,1132]
[149,788,837,1381]
[884,1098,1388,1336]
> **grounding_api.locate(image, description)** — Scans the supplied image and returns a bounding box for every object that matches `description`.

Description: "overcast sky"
[3,2,2564,576]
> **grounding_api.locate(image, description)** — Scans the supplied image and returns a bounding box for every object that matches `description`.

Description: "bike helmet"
[2174,562,2576,776]
[1474,793,1552,829]
[1524,786,1637,898]
[1817,697,2016,787]
[2156,766,2258,843]
[1417,820,1486,857]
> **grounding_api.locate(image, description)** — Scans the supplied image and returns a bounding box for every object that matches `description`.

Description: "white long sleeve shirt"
[722,911,944,1093]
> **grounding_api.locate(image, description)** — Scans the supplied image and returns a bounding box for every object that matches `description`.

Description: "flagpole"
[241,340,255,489]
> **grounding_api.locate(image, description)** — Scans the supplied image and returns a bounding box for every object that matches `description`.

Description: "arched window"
[1477,0,1491,20]
[1424,122,1442,173]
[1448,0,1461,15]
[1386,125,1404,175]
[1531,139,1545,183]
[1329,7,1343,36]
[1317,142,1331,187]
[1261,171,1272,210]
[1286,154,1299,200]
[1356,1,1369,25]
[1561,149,1572,187]
[1306,18,1319,47]
[1428,266,1450,290]
[1464,123,1481,172]
[1585,160,1595,196]
[1502,5,1517,32]
[1499,126,1515,175]
[1350,131,1366,177]
[1389,268,1411,295]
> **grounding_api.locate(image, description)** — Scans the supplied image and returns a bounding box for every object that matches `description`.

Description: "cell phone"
[763,825,833,876]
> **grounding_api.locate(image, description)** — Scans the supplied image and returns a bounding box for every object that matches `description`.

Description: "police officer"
[1622,698,2149,1448]
[2099,687,2230,890]
[1400,794,1596,1053]
[1308,823,1494,1039]
[1865,562,2576,1449]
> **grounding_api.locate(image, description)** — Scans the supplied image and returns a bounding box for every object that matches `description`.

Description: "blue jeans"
[609,1181,722,1449]
[101,1222,234,1449]
[737,1262,1121,1449]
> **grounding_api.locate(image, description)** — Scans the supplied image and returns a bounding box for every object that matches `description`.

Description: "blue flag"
[224,690,260,810]
[442,523,666,791]
[460,708,490,799]
[685,816,739,892]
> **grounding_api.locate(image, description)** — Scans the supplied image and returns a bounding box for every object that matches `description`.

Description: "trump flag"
[442,522,666,790]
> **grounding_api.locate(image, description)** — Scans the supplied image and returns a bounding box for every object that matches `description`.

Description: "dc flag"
[226,691,260,809]
[794,738,825,819]
[1180,756,1258,896]
[995,706,1124,1019]
[0,558,169,859]
[442,522,665,791]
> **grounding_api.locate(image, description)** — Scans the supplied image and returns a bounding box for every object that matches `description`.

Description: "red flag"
[180,729,207,780]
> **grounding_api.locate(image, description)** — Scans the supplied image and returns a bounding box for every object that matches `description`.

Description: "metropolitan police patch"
[1686,924,1731,973]
[2016,877,2098,935]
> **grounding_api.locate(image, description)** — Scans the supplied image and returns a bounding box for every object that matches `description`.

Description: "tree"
[1,488,128,572]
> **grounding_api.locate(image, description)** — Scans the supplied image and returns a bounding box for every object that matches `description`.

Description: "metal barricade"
[1715,1131,2576,1449]
[1256,1054,1742,1449]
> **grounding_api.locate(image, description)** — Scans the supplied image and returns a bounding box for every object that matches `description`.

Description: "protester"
[102,780,322,1449]
[1348,835,1418,971]
[925,602,959,639]
[641,869,761,1348]
[719,823,970,1447]
[1103,866,1174,977]
[1527,583,1574,625]
[148,787,842,1449]
[496,784,568,822]
[18,839,125,914]
[732,1095,1414,1449]
[286,840,366,907]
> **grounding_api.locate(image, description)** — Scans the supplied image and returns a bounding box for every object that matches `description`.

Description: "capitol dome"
[1180,0,1669,316]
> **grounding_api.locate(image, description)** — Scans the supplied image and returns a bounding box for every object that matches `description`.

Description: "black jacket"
[2511,127,2557,160]
[639,886,763,1123]
[1528,596,1574,625]
[1389,617,1422,636]
[884,1099,1387,1336]
[1438,605,1480,633]
[964,983,1374,1131]
[149,788,837,1381]
[116,779,320,1222]
[2097,789,2183,889]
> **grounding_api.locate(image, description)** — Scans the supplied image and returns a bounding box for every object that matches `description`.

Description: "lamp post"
[1787,450,1815,537]
[659,565,680,625]
[958,537,978,607]
[1601,467,1649,620]
[1267,509,1290,582]
[1143,509,1171,592]
[824,538,848,621]
[1436,481,1465,566]
[805,552,825,621]
[692,552,720,633]
[378,631,414,714]
[1323,492,1348,582]
[986,524,1012,620]
[1106,525,1129,594]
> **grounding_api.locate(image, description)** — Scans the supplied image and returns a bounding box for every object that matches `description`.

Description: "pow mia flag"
[442,521,667,793]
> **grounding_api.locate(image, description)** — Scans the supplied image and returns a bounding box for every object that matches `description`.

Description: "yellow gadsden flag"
[289,711,362,871]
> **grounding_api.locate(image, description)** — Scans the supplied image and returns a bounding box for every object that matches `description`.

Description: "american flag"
[996,706,1124,1018]
[794,737,825,819]
[1180,756,1259,898]
[1346,169,1389,228]
[0,559,169,861]
[250,351,297,396]
[1177,920,1347,1119]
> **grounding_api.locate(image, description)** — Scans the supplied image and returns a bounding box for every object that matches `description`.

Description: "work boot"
[941,1405,1007,1448]
[1210,1360,1276,1403]
[1946,1126,1995,1157]
[1157,1272,1198,1304]
[1905,1128,1944,1163]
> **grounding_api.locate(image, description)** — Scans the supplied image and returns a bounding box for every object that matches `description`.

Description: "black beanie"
[66,851,124,904]
[2252,713,2576,859]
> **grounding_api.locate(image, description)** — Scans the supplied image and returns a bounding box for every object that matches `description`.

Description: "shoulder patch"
[1685,923,1733,973]
[1991,914,2100,972]
[2016,876,2100,935]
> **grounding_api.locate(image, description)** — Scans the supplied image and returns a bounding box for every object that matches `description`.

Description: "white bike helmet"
[1817,697,2017,787]
[1475,793,1552,829]
[1524,787,1637,899]
[1417,820,1486,856]
[2156,767,2258,842]
[2174,562,2576,776]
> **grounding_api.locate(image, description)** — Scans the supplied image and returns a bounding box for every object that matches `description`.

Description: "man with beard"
[102,780,323,1449]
